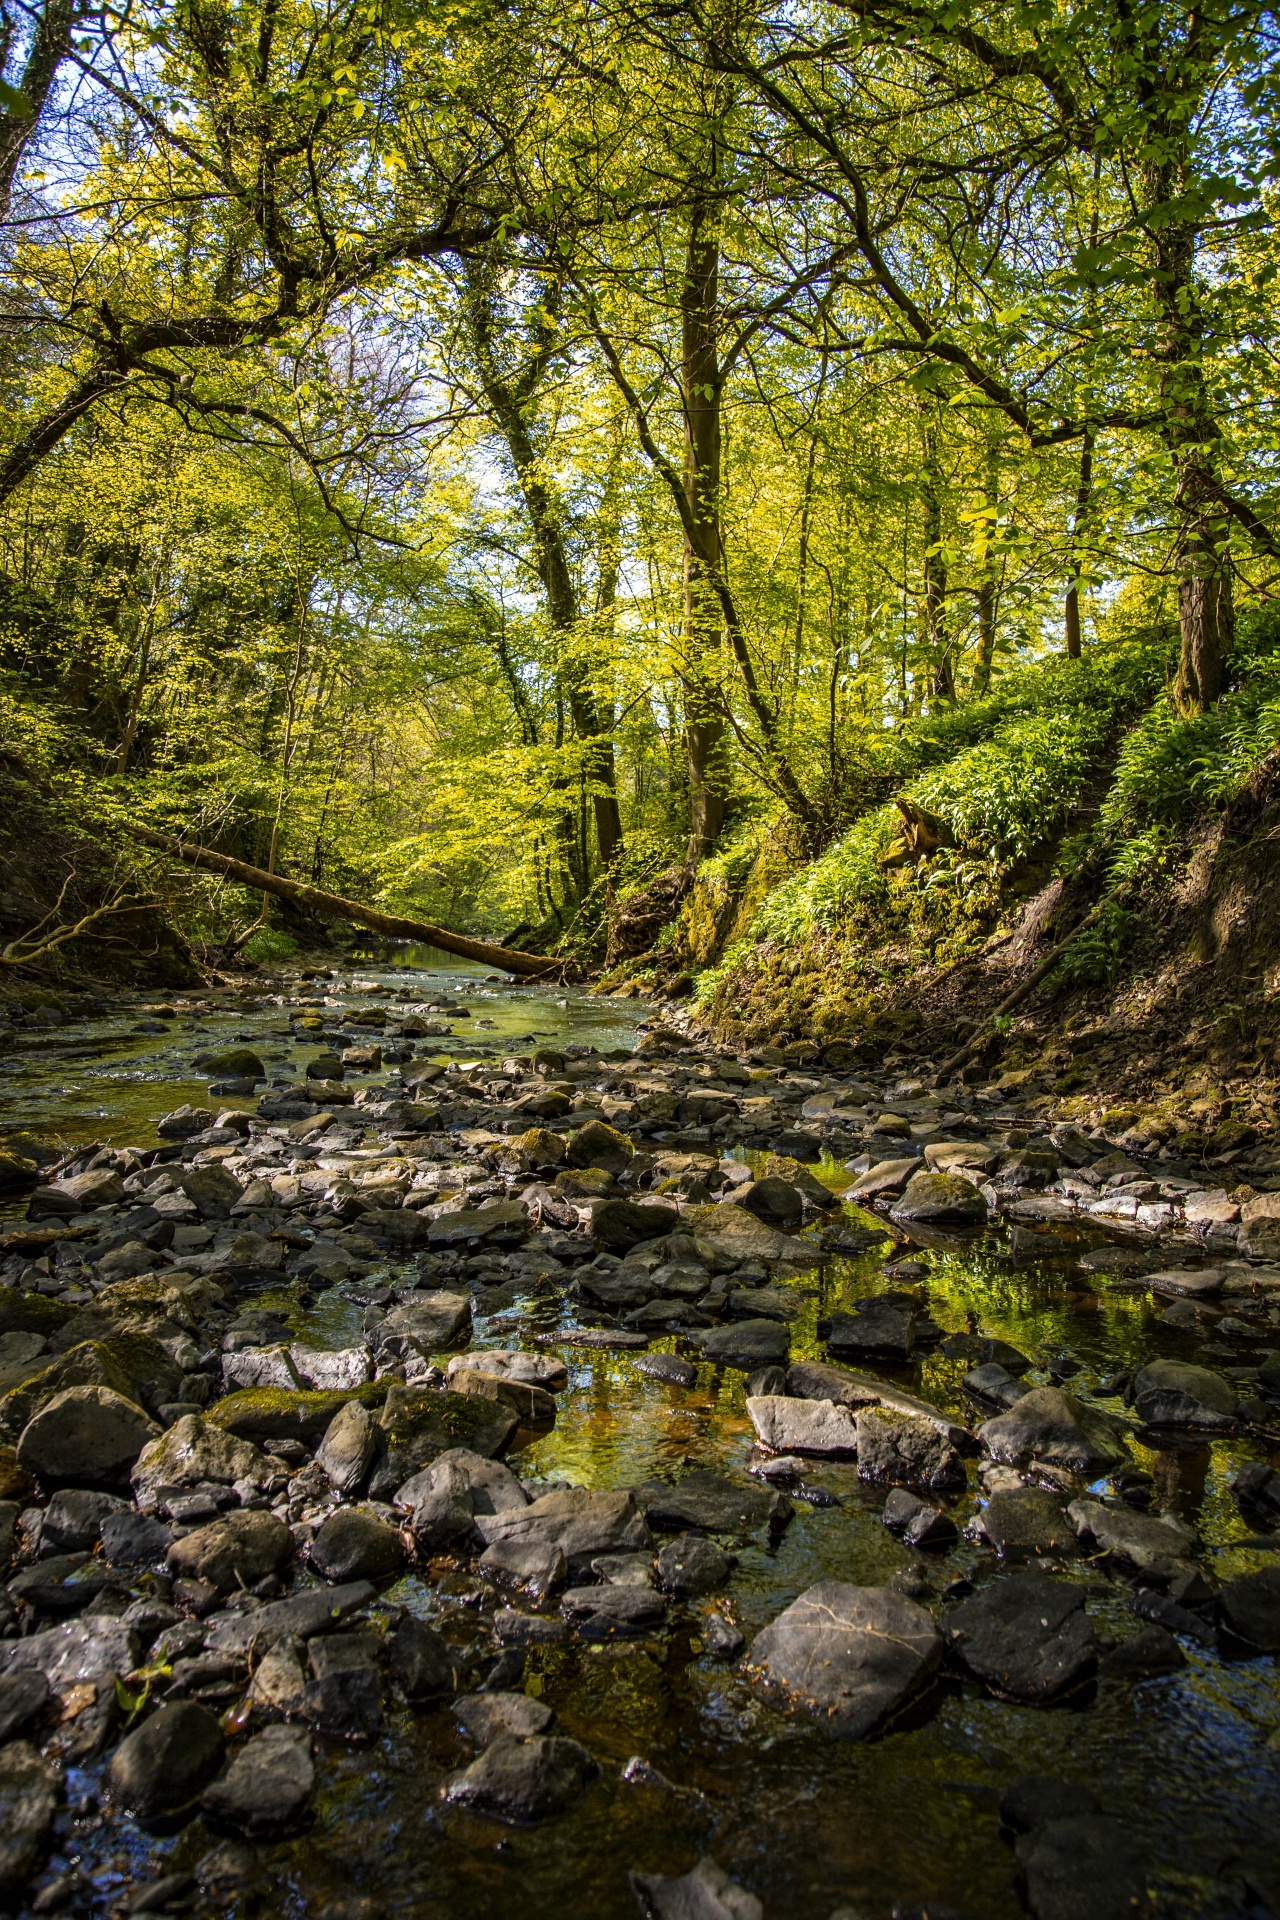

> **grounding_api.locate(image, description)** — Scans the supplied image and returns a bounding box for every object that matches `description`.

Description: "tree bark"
[1063,429,1093,660]
[127,825,563,976]
[921,423,953,700]
[682,172,728,863]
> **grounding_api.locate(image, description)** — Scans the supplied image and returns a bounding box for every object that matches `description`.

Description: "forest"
[1,0,1278,1032]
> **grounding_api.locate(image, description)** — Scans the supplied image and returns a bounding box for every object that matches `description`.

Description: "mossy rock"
[94,1331,185,1411]
[0,1339,141,1429]
[0,1290,73,1339]
[1212,1120,1257,1152]
[209,1381,388,1445]
[1100,1107,1141,1132]
[1051,1071,1086,1095]
[193,1047,267,1080]
[0,1151,39,1192]
[1174,1130,1208,1156]
[377,1383,518,1478]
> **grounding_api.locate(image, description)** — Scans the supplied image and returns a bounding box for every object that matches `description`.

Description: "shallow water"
[7,957,1280,1919]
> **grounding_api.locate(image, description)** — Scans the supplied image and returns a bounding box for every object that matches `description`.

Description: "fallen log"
[128,825,562,979]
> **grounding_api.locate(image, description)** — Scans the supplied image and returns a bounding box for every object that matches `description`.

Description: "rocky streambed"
[0,958,1278,1920]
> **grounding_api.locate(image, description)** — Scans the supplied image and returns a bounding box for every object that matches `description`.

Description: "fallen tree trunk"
[128,825,562,979]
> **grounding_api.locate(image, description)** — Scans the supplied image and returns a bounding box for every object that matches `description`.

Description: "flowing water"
[4,955,1280,1920]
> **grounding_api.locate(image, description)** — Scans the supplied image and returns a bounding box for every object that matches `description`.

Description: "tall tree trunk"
[465,267,622,873]
[682,174,728,864]
[1064,430,1093,660]
[921,423,953,700]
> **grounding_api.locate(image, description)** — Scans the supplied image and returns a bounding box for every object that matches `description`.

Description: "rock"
[201,1724,314,1834]
[372,1293,472,1364]
[736,1176,804,1227]
[657,1533,734,1594]
[156,1106,216,1140]
[635,1353,699,1389]
[0,1741,62,1894]
[456,1691,553,1743]
[398,1446,529,1518]
[825,1298,918,1361]
[17,1385,160,1482]
[440,1733,597,1823]
[221,1345,302,1393]
[964,1356,1031,1409]
[978,1388,1128,1474]
[316,1399,378,1496]
[387,1613,460,1700]
[977,1489,1078,1560]
[692,1206,821,1270]
[168,1510,294,1592]
[1100,1625,1186,1677]
[304,1633,382,1739]
[450,1367,557,1427]
[855,1409,965,1490]
[746,1581,942,1739]
[425,1204,528,1249]
[566,1119,635,1174]
[373,1384,517,1490]
[1128,1359,1237,1430]
[41,1488,130,1552]
[642,1470,790,1537]
[943,1573,1097,1702]
[492,1128,566,1173]
[310,1508,404,1583]
[1014,1815,1149,1920]
[204,1581,375,1658]
[1066,1498,1199,1579]
[587,1198,682,1251]
[245,1636,308,1719]
[32,1167,125,1216]
[890,1172,987,1226]
[0,1619,139,1761]
[1239,1191,1280,1257]
[747,1394,859,1456]
[785,1361,971,1447]
[196,1841,261,1904]
[105,1701,225,1821]
[844,1157,921,1201]
[703,1613,745,1659]
[1148,1268,1225,1299]
[446,1350,568,1392]
[1217,1565,1280,1652]
[0,1668,49,1743]
[474,1487,650,1571]
[132,1414,274,1508]
[726,1285,799,1324]
[688,1320,790,1372]
[102,1510,175,1567]
[630,1855,764,1920]
[194,1047,266,1081]
[478,1537,568,1593]
[179,1166,243,1218]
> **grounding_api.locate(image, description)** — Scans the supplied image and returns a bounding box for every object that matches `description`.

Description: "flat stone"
[843,1157,922,1200]
[372,1293,472,1363]
[291,1345,373,1391]
[634,1353,698,1388]
[105,1701,225,1821]
[586,1198,681,1251]
[785,1361,971,1448]
[474,1487,650,1571]
[944,1573,1097,1702]
[204,1582,375,1658]
[641,1470,790,1538]
[1147,1268,1224,1299]
[825,1298,917,1361]
[200,1724,314,1835]
[446,1350,568,1391]
[561,1583,667,1636]
[978,1388,1128,1474]
[746,1580,942,1740]
[441,1733,597,1823]
[747,1394,859,1456]
[629,1856,763,1920]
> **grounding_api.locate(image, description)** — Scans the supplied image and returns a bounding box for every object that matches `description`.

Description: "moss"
[0,1290,73,1338]
[1212,1120,1257,1152]
[378,1385,518,1471]
[0,1151,39,1192]
[209,1382,388,1445]
[1099,1107,1141,1132]
[0,1339,140,1428]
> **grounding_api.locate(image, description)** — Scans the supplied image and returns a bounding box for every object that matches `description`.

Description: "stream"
[1,952,1279,1920]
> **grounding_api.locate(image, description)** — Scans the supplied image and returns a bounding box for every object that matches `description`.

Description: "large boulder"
[976,1488,1079,1561]
[208,1385,385,1447]
[855,1409,965,1490]
[17,1386,160,1482]
[371,1294,473,1365]
[746,1581,942,1740]
[132,1414,274,1510]
[168,1510,294,1592]
[105,1701,225,1821]
[1127,1359,1237,1430]
[565,1119,634,1175]
[310,1509,404,1584]
[890,1171,987,1226]
[1217,1566,1280,1653]
[786,1360,971,1448]
[1014,1814,1149,1920]
[978,1388,1128,1474]
[943,1573,1097,1703]
[691,1205,821,1271]
[440,1733,597,1823]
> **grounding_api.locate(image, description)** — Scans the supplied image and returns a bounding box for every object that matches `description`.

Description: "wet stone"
[746,1581,942,1740]
[642,1470,791,1538]
[1015,1815,1149,1920]
[688,1320,790,1372]
[855,1409,965,1490]
[630,1855,763,1920]
[105,1700,226,1822]
[0,1741,62,1896]
[305,1634,383,1739]
[977,1488,1079,1560]
[657,1533,735,1594]
[943,1573,1097,1702]
[441,1733,597,1823]
[1217,1565,1280,1653]
[634,1353,699,1389]
[978,1388,1128,1474]
[309,1508,404,1583]
[201,1723,314,1835]
[1099,1624,1186,1678]
[456,1691,553,1743]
